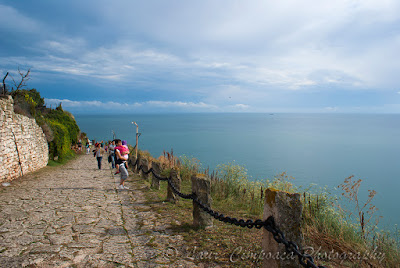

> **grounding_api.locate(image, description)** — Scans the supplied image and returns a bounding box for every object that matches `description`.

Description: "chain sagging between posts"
[130,158,326,268]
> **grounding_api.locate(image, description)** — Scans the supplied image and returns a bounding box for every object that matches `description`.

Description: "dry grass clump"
[157,149,178,169]
[14,103,32,117]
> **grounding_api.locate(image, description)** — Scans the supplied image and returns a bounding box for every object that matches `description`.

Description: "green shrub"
[11,88,44,118]
[46,119,74,161]
[45,108,79,145]
[42,106,80,162]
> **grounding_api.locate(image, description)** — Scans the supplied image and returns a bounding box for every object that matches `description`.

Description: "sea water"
[75,113,400,228]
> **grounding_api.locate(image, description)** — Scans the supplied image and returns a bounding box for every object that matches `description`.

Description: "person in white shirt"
[94,143,105,169]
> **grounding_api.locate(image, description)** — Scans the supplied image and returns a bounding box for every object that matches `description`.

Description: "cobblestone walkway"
[0,154,197,267]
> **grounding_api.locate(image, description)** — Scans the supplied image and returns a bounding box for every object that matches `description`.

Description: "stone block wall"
[0,96,49,183]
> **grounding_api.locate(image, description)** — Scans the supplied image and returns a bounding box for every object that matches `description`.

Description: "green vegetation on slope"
[10,88,81,162]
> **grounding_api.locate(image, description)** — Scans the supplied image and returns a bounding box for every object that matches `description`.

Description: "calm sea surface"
[75,113,400,228]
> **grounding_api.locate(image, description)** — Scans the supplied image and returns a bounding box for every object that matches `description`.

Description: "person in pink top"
[114,140,130,174]
[114,139,130,189]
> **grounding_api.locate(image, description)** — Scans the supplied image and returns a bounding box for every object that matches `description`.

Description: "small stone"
[49,234,73,245]
[67,242,98,249]
[59,248,77,260]
[45,227,56,234]
[76,217,98,224]
[16,234,35,246]
[73,253,88,263]
[26,228,46,236]
[30,244,61,254]
[72,224,93,233]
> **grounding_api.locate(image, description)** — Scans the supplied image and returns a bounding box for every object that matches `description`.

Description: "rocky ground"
[0,154,200,267]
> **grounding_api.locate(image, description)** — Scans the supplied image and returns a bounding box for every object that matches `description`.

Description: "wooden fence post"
[140,158,150,181]
[151,161,161,190]
[191,174,213,228]
[129,154,138,173]
[262,189,303,268]
[167,167,181,203]
[132,121,139,159]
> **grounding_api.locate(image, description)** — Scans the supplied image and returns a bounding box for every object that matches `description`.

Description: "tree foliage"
[11,88,45,117]
[42,107,80,161]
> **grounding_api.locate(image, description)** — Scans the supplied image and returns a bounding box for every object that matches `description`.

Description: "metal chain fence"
[132,159,326,268]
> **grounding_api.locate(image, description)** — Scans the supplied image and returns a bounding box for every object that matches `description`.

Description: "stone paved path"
[0,154,198,267]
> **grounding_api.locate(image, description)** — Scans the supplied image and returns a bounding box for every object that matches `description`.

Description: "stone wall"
[0,96,49,183]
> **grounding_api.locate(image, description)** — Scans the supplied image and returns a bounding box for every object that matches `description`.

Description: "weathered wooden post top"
[191,174,213,228]
[262,188,303,268]
[166,167,181,203]
[139,157,150,180]
[151,160,161,190]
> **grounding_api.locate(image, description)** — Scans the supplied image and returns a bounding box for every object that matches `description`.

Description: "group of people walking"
[93,139,130,190]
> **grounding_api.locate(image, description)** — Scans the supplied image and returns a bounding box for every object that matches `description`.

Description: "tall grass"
[140,151,400,267]
[179,155,201,181]
[202,161,399,267]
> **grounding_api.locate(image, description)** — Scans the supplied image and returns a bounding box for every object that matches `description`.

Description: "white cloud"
[324,106,339,112]
[232,104,250,109]
[0,4,41,33]
[45,98,143,108]
[146,101,216,109]
[0,41,185,85]
[40,38,88,55]
[3,0,400,93]
[45,98,218,112]
[5,0,398,90]
[2,1,400,113]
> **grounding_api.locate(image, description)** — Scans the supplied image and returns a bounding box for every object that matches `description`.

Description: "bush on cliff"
[11,88,45,117]
[45,106,80,161]
[46,119,74,161]
[9,88,80,162]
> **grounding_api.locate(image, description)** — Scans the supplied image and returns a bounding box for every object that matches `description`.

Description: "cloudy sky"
[1,0,400,114]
